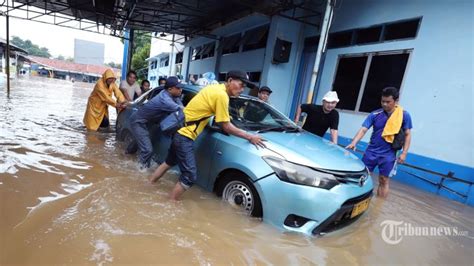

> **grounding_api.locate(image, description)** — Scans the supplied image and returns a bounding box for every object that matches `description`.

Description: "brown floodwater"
[1,77,472,265]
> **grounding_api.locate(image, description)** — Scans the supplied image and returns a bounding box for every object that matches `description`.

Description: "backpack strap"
[185,116,212,133]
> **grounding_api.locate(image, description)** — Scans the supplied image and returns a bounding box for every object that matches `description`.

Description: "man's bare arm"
[345,127,368,150]
[220,121,266,148]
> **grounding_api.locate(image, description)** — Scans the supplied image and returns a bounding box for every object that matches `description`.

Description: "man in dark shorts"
[346,87,412,198]
[294,91,340,144]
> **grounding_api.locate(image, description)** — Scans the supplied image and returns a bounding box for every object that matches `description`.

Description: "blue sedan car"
[116,85,373,236]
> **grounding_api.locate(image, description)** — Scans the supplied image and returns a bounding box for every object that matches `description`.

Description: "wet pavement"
[1,77,473,265]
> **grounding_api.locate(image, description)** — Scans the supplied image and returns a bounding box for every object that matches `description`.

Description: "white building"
[147,34,184,88]
[74,39,105,66]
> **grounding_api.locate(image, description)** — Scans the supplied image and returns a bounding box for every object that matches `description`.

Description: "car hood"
[258,131,365,172]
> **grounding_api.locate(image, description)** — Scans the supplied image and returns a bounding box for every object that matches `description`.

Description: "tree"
[131,42,150,80]
[11,36,52,58]
[56,55,65,60]
[106,61,122,69]
[130,31,151,80]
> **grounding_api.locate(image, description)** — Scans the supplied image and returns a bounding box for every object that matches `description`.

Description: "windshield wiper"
[257,125,301,133]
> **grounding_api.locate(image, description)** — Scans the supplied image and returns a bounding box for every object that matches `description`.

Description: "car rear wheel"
[122,130,137,154]
[216,172,262,217]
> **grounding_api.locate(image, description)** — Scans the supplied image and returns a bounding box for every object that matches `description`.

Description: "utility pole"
[6,13,10,97]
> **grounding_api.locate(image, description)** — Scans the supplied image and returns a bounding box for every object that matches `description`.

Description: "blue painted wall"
[185,36,217,76]
[260,16,306,115]
[181,13,271,80]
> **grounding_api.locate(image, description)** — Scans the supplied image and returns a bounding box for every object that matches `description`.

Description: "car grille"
[331,169,369,186]
[312,190,373,235]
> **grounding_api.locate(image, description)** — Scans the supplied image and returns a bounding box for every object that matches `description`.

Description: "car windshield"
[229,98,299,132]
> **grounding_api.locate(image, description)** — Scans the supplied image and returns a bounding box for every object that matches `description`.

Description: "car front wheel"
[216,172,263,217]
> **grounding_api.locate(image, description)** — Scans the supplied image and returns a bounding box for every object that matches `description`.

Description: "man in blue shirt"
[130,76,184,171]
[346,87,412,198]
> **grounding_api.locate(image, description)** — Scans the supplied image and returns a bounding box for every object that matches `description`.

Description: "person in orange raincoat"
[83,69,127,131]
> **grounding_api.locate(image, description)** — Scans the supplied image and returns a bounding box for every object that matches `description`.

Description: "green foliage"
[106,61,122,69]
[130,31,151,80]
[11,36,52,58]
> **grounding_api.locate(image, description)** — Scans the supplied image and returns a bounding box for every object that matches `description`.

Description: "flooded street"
[1,77,472,265]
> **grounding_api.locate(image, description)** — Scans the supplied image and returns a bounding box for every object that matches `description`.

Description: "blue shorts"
[165,133,196,189]
[362,151,397,177]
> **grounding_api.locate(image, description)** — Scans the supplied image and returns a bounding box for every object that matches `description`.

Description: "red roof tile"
[27,56,121,77]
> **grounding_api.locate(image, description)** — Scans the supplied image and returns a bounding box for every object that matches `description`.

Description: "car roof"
[137,83,258,103]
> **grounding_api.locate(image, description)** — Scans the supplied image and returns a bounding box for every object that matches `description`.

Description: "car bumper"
[254,174,374,236]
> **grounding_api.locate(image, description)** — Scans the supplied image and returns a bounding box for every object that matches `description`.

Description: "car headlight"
[262,156,339,189]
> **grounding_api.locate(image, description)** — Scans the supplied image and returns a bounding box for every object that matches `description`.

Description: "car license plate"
[350,198,370,218]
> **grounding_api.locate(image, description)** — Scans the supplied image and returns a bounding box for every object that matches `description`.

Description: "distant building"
[0,37,28,78]
[74,39,105,66]
[26,55,120,83]
[146,52,171,88]
[147,34,184,88]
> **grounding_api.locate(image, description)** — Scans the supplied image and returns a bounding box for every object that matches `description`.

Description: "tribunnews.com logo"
[380,220,470,245]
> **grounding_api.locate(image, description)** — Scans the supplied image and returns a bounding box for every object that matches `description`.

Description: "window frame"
[326,17,422,50]
[150,60,157,69]
[200,42,216,59]
[330,49,413,114]
[241,24,270,52]
[192,46,202,61]
[382,18,422,42]
[221,33,242,55]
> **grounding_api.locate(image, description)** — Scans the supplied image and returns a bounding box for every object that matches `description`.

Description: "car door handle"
[216,151,222,155]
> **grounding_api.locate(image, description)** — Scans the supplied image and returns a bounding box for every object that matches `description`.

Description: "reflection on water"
[1,77,473,265]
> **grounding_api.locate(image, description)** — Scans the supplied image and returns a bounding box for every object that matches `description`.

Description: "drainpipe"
[305,0,334,103]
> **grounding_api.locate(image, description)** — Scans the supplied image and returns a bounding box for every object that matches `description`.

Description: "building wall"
[181,14,306,114]
[74,39,105,66]
[260,16,305,115]
[147,53,171,88]
[148,34,186,87]
[183,14,270,79]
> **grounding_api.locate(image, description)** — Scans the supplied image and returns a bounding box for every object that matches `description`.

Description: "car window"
[229,98,297,131]
[132,87,160,105]
[181,90,197,106]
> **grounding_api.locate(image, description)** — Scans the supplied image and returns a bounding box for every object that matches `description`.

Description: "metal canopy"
[2,0,324,39]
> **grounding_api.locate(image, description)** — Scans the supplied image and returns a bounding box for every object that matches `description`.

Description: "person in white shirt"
[119,70,141,101]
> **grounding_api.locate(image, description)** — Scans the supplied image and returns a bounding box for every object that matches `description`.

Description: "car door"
[194,122,219,189]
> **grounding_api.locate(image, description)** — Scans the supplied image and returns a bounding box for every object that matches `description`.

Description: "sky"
[0,15,125,64]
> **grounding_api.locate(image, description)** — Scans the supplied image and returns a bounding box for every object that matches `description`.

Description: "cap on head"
[165,76,184,89]
[322,91,339,103]
[226,70,255,88]
[259,86,272,94]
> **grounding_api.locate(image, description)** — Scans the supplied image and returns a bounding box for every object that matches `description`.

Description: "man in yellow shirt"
[149,70,266,200]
